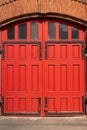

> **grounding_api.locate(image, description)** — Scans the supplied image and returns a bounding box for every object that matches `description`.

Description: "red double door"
[2,21,85,116]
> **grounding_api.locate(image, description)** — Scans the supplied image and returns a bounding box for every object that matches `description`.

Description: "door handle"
[38,97,41,112]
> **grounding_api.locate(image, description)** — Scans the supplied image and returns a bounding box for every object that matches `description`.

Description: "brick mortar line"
[0,0,87,7]
[72,0,87,4]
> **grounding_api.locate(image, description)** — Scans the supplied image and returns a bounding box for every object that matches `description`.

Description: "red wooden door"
[1,20,85,116]
[44,42,85,115]
[2,21,43,115]
[43,21,85,116]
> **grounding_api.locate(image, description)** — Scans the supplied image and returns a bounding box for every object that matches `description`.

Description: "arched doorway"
[1,19,85,116]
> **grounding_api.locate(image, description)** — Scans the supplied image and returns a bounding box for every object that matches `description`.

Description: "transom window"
[18,23,27,39]
[30,22,38,40]
[7,27,14,39]
[6,21,81,41]
[48,22,56,39]
[72,27,79,39]
[59,23,68,39]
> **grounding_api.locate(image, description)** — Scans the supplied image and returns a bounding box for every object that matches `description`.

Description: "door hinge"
[0,49,4,60]
[45,43,48,60]
[85,95,87,115]
[44,97,48,112]
[0,49,3,54]
[39,44,42,60]
[45,97,48,108]
[0,96,4,105]
[82,96,85,113]
[81,41,85,59]
[38,97,41,113]
[82,48,85,59]
[0,96,4,115]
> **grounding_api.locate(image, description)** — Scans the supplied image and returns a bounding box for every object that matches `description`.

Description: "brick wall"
[0,0,86,27]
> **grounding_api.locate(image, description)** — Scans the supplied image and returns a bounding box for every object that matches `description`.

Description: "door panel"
[44,39,85,115]
[2,42,42,115]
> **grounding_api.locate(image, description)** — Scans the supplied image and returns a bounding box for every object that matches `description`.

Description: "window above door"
[5,20,83,41]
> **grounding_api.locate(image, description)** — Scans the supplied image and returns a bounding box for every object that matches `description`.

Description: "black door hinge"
[0,49,3,54]
[82,96,85,113]
[0,96,4,105]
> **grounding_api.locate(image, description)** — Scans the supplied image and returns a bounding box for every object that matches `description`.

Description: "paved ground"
[0,116,87,130]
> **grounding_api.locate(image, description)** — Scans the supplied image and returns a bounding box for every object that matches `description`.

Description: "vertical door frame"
[85,28,87,115]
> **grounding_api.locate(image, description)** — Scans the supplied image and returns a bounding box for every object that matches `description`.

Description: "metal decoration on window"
[48,22,56,39]
[30,22,38,40]
[8,27,14,39]
[18,23,27,39]
[59,23,68,39]
[72,27,79,39]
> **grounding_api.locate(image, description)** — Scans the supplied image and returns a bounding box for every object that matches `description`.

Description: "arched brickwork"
[0,0,86,27]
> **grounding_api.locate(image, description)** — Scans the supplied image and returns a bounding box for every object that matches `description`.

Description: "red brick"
[0,0,86,26]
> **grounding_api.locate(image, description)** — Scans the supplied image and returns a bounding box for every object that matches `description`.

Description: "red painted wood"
[1,20,85,116]
[44,43,85,113]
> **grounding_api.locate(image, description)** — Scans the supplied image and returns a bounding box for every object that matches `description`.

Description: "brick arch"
[0,0,87,27]
[0,13,87,28]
